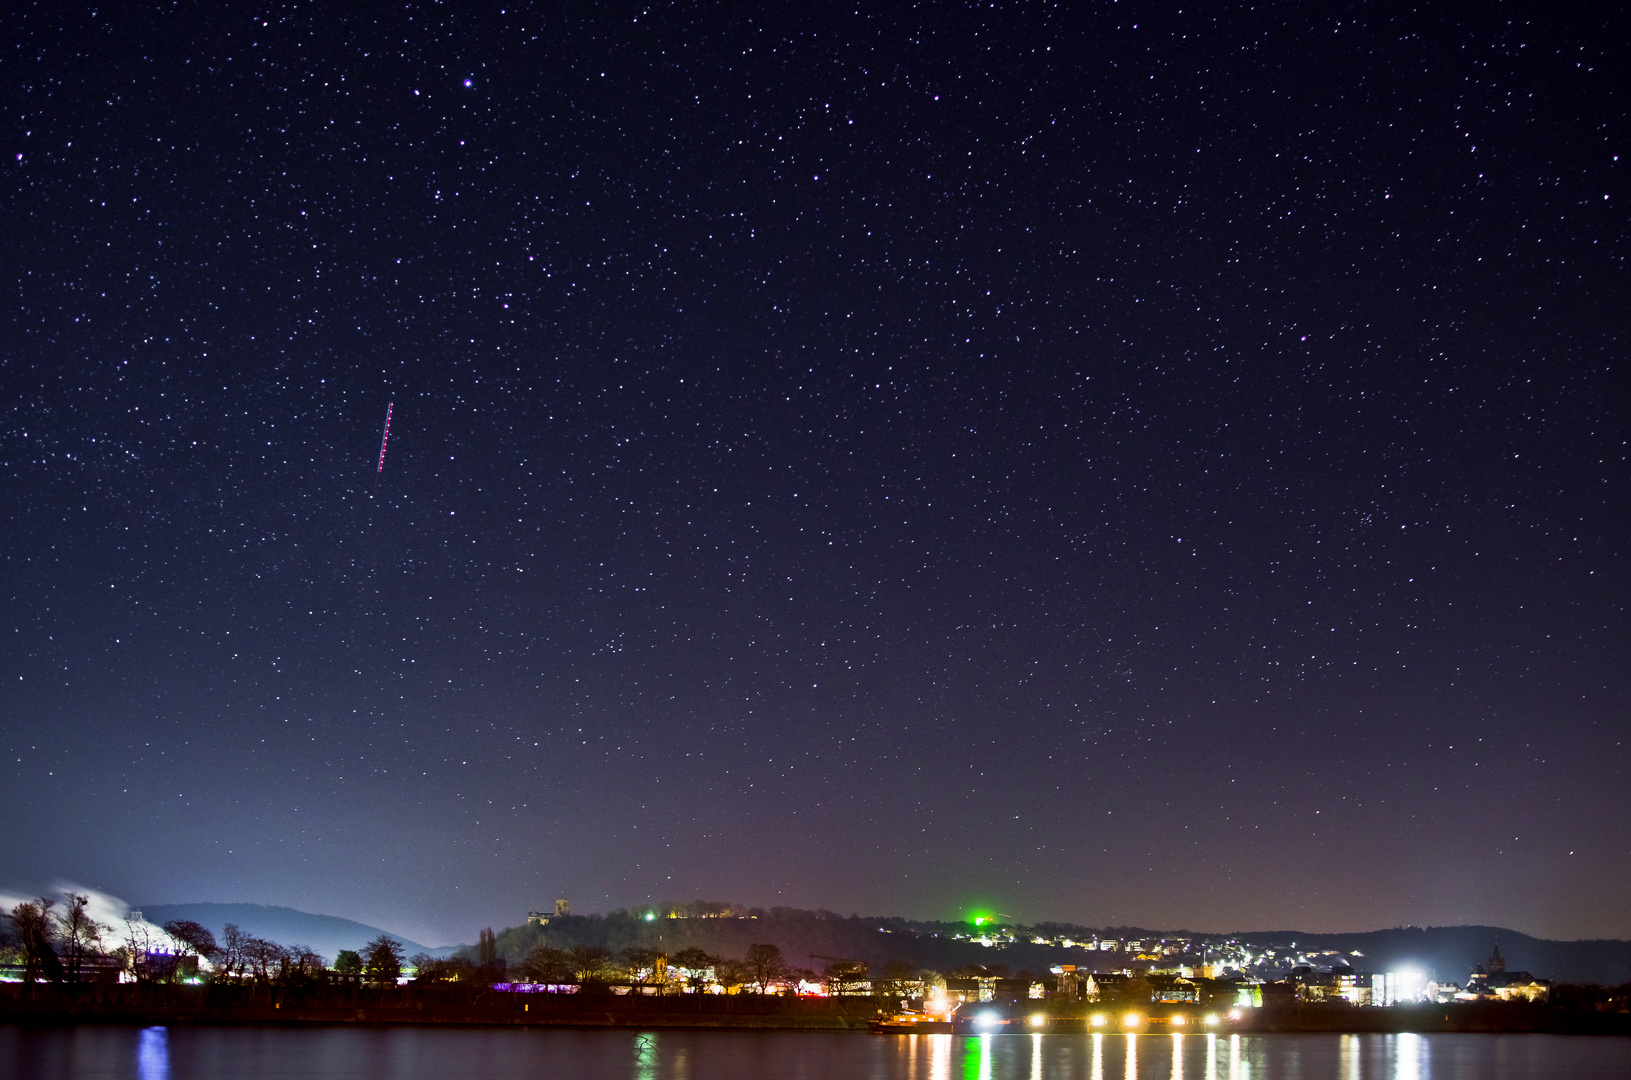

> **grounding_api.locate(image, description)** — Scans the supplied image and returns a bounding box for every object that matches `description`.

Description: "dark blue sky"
[2,2,1626,946]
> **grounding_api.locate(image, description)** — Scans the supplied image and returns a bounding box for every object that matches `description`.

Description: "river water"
[3,1027,1629,1080]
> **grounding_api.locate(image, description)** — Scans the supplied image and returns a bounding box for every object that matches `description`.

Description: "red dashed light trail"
[377,402,394,472]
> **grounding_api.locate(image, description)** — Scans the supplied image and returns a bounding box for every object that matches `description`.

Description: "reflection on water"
[0,1024,1623,1080]
[633,1032,658,1080]
[137,1026,168,1080]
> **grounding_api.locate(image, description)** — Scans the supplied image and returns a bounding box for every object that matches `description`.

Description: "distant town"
[6,891,1621,1029]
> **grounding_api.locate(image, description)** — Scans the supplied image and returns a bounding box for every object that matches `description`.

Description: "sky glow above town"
[2,3,1626,947]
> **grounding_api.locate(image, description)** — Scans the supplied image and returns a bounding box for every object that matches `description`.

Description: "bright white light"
[1171,1015,1187,1026]
[1029,1014,1046,1027]
[1204,1014,1219,1026]
[1123,1013,1143,1027]
[977,1011,1003,1028]
[1091,1014,1108,1026]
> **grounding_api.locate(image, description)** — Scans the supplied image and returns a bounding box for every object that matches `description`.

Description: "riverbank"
[3,985,1629,1035]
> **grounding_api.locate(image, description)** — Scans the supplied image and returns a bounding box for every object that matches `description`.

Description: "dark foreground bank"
[3,985,1631,1035]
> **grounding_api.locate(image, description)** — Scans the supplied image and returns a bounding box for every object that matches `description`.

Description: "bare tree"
[9,900,63,983]
[744,944,790,994]
[876,958,919,997]
[713,958,749,994]
[163,920,219,982]
[823,959,870,996]
[54,894,108,983]
[519,945,572,984]
[568,943,613,984]
[213,924,250,981]
[622,946,666,992]
[241,936,287,982]
[283,945,325,981]
[669,946,715,992]
[120,918,166,983]
[163,920,218,961]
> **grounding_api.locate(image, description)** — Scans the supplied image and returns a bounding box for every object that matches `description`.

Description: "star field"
[1,3,1627,945]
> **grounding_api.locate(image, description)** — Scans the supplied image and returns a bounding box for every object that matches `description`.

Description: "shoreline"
[3,987,1629,1036]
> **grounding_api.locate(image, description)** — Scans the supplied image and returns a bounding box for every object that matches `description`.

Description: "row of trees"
[1,896,410,986]
[492,942,930,996]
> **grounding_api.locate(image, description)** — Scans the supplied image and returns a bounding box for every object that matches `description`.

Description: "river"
[3,1027,1629,1079]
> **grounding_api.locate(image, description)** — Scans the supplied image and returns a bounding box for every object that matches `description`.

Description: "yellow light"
[1029,1014,1047,1027]
[1123,1013,1143,1027]
[1171,1015,1186,1026]
[1091,1014,1108,1026]
[1204,1014,1220,1026]
[1228,1009,1243,1021]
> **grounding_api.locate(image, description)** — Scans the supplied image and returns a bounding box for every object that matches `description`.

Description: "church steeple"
[1488,944,1506,974]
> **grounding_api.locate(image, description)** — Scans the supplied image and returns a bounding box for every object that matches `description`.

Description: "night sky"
[3,3,1627,947]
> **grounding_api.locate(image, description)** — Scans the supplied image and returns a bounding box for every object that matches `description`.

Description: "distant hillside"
[470,908,1631,986]
[136,903,461,965]
[1227,926,1631,988]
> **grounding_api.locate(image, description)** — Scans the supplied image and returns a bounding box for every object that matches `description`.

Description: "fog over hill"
[137,903,461,965]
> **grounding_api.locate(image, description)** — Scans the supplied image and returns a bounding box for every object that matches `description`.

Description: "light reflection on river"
[2,1026,1628,1080]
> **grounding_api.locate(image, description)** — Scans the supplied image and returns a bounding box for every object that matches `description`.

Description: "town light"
[1228,1009,1243,1021]
[1029,1014,1047,1027]
[976,1011,1004,1028]
[1204,1014,1220,1026]
[1091,1014,1108,1027]
[1171,1015,1187,1026]
[1123,1013,1143,1027]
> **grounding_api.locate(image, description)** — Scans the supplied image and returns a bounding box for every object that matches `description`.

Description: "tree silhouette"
[9,899,63,983]
[744,944,790,994]
[54,894,107,983]
[569,943,613,984]
[364,935,405,983]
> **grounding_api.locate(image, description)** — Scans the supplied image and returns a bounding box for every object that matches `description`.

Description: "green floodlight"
[644,911,656,922]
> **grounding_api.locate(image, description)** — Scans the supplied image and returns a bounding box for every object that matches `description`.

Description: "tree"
[9,900,63,983]
[215,924,249,981]
[283,946,325,981]
[569,943,613,984]
[242,936,287,982]
[824,959,870,996]
[519,946,572,984]
[876,959,919,997]
[669,947,715,992]
[476,927,506,982]
[623,946,665,991]
[713,958,750,994]
[364,934,405,984]
[408,952,453,982]
[120,918,164,983]
[744,944,790,994]
[163,920,219,962]
[334,950,363,976]
[54,894,108,983]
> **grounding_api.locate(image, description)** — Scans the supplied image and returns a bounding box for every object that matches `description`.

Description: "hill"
[469,908,1631,986]
[1227,925,1631,988]
[135,903,460,965]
